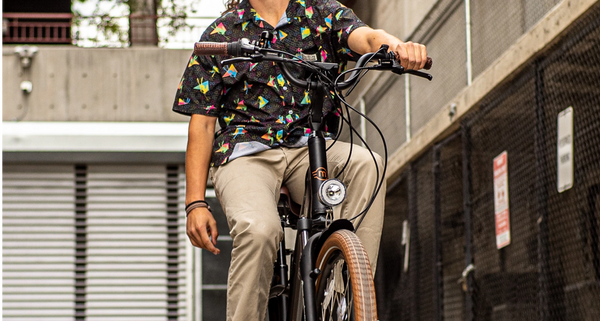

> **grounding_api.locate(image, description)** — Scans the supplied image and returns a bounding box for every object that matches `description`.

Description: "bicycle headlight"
[318,179,347,207]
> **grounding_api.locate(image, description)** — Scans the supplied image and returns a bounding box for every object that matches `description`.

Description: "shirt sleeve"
[172,31,224,117]
[316,0,368,58]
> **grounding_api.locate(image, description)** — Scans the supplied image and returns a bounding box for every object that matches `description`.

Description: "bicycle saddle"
[278,186,301,217]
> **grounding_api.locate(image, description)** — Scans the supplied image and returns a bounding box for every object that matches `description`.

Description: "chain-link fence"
[374,3,600,320]
[466,65,540,321]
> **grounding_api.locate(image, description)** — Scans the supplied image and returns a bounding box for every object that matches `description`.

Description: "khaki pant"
[209,141,385,321]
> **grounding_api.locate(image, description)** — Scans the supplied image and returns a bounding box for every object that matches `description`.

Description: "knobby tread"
[315,229,378,321]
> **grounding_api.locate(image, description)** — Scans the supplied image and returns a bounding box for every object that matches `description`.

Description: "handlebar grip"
[387,51,433,70]
[194,42,229,56]
[424,57,433,70]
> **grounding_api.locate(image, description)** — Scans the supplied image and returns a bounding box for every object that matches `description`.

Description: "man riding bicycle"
[173,0,427,320]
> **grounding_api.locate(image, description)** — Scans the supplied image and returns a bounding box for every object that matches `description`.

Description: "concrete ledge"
[2,121,189,152]
[2,151,186,164]
[386,0,599,183]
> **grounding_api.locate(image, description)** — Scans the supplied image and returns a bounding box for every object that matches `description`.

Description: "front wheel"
[314,230,377,321]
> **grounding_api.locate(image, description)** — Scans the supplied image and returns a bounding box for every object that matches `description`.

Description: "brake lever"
[221,57,253,65]
[391,61,433,81]
[223,52,292,65]
[403,69,433,81]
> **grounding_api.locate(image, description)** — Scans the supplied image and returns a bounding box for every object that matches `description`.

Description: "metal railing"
[73,15,217,48]
[2,12,216,48]
[3,13,72,44]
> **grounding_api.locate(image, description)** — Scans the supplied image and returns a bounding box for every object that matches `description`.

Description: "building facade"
[3,0,599,320]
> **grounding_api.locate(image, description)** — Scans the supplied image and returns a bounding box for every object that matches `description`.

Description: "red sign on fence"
[493,151,511,249]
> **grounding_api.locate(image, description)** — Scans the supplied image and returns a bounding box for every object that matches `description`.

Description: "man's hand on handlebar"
[347,27,430,71]
[389,40,428,71]
[187,208,221,255]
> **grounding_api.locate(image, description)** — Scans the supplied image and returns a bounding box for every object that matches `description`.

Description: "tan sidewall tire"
[315,229,378,321]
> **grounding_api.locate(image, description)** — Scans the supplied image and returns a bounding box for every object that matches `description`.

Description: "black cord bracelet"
[185,200,211,217]
[185,200,208,211]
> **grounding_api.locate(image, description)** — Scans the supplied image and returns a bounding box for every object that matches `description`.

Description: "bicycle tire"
[314,229,377,321]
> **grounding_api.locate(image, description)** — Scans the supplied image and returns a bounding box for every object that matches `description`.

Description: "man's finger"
[187,228,202,248]
[209,220,219,246]
[199,226,220,255]
[412,44,422,70]
[419,44,427,69]
[395,43,409,69]
[194,225,209,249]
[406,41,417,70]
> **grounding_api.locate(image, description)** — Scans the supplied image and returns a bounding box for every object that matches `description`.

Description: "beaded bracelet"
[185,200,211,217]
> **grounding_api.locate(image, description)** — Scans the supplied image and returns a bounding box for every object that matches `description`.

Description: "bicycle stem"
[308,133,329,217]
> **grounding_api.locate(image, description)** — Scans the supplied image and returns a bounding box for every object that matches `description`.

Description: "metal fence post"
[433,146,444,321]
[534,61,551,321]
[408,164,421,320]
[461,123,475,321]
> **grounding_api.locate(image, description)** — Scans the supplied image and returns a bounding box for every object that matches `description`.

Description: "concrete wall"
[2,46,191,122]
[385,0,599,182]
[345,0,467,156]
[343,0,595,181]
[470,0,562,77]
[354,0,437,41]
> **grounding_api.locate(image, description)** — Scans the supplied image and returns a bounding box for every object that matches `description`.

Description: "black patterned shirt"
[172,0,366,166]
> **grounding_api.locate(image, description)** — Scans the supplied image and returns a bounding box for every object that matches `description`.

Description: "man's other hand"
[187,207,220,255]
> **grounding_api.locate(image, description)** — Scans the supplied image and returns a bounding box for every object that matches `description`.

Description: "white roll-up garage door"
[2,163,202,321]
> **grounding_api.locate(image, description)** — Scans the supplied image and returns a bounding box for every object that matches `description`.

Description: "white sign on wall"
[557,107,574,193]
[493,151,511,249]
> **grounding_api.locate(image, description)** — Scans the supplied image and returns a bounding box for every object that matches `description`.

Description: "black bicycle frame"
[268,64,335,321]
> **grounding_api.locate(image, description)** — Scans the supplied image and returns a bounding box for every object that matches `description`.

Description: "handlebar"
[194,38,259,57]
[193,39,433,90]
[194,39,432,70]
[425,57,433,70]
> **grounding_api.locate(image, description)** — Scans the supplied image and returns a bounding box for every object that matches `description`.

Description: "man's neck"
[249,0,288,27]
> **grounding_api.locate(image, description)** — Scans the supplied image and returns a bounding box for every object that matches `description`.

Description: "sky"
[72,0,226,48]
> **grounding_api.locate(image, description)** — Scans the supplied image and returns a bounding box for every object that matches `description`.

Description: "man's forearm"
[348,27,399,54]
[185,114,217,204]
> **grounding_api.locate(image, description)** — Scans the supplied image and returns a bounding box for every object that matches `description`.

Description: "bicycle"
[194,31,432,321]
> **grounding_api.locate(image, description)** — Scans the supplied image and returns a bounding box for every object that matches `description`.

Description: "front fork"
[270,218,317,321]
